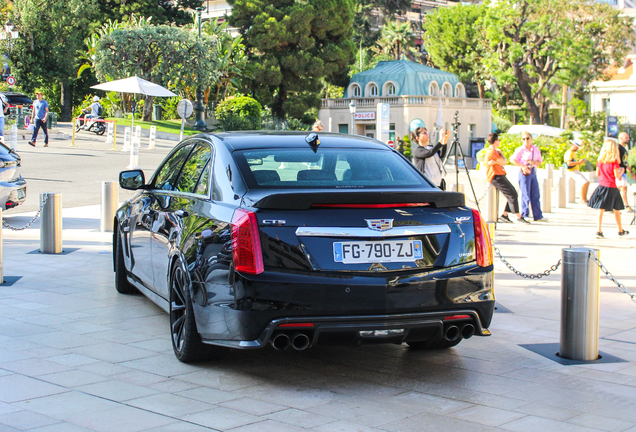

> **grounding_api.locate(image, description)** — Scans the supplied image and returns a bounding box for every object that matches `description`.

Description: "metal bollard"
[546,163,554,182]
[101,182,119,232]
[148,126,156,150]
[40,192,63,254]
[560,247,600,361]
[557,175,567,208]
[541,178,552,214]
[568,177,576,204]
[10,124,17,151]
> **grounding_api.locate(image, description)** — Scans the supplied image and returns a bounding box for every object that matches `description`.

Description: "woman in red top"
[588,139,628,238]
[485,133,530,224]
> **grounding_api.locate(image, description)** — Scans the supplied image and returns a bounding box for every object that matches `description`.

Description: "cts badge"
[365,219,393,231]
[455,217,470,222]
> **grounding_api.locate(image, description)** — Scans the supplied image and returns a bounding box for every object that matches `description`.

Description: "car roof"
[208,131,391,151]
[1,92,30,97]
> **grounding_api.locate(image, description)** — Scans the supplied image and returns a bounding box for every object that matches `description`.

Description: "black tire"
[407,337,462,350]
[74,121,81,132]
[114,227,137,294]
[170,260,228,363]
[96,125,106,136]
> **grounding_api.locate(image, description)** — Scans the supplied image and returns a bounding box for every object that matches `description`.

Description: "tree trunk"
[142,95,154,122]
[60,81,72,122]
[476,81,485,99]
[512,64,541,125]
[560,84,567,129]
[272,82,287,119]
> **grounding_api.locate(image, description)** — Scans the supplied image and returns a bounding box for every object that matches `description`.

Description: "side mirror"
[119,169,146,190]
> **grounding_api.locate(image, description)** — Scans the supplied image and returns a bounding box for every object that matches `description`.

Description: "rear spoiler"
[247,190,465,210]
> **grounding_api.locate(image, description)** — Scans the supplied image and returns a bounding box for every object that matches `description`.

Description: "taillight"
[231,208,264,274]
[471,209,492,267]
[312,203,430,208]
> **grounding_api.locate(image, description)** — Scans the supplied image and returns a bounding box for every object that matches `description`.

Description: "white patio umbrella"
[91,76,177,131]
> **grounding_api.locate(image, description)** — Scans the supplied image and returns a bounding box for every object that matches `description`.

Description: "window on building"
[387,83,396,96]
[429,82,439,96]
[351,85,361,97]
[442,84,452,97]
[469,124,476,138]
[369,84,378,97]
[339,124,349,134]
[365,124,376,131]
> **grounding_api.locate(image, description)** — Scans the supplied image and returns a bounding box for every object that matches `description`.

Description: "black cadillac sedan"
[114,131,494,363]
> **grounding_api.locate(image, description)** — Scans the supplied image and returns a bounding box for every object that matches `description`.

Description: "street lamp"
[0,19,19,80]
[349,100,356,135]
[193,7,207,131]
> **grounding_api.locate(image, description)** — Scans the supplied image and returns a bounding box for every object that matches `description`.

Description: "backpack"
[97,104,103,117]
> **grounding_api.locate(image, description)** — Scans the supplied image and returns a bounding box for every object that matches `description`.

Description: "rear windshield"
[234,148,433,190]
[5,94,32,105]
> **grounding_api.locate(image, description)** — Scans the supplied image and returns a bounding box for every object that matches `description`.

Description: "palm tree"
[378,20,414,60]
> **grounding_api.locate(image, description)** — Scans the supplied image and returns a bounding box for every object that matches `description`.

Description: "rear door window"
[152,144,194,191]
[174,142,212,194]
[234,148,432,189]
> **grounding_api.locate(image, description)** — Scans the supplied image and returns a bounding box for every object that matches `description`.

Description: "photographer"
[410,127,449,189]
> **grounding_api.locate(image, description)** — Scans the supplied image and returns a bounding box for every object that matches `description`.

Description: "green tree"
[94,24,220,121]
[423,4,488,98]
[96,0,203,26]
[354,0,411,48]
[10,0,99,121]
[481,0,634,125]
[377,20,414,60]
[228,0,356,119]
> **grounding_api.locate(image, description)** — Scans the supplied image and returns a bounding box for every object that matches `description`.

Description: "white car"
[0,141,26,210]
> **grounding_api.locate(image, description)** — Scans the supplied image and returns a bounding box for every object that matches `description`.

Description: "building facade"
[318,59,491,155]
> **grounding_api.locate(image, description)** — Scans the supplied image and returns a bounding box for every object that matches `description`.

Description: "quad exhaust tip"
[291,333,310,350]
[270,333,290,351]
[461,324,475,339]
[445,325,460,342]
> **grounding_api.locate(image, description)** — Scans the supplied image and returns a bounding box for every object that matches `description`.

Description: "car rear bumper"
[196,262,495,349]
[203,308,492,349]
[0,177,26,210]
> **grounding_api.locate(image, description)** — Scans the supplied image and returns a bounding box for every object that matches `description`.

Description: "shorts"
[568,170,589,185]
[616,173,628,188]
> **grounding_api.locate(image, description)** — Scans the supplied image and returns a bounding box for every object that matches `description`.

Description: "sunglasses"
[419,131,428,135]
[522,137,531,140]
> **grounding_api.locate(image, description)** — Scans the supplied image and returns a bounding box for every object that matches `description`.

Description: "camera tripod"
[442,111,482,214]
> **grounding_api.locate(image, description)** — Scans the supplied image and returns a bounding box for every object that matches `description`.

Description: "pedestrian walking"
[588,139,629,238]
[485,133,530,224]
[411,127,449,190]
[28,91,49,147]
[563,139,590,203]
[511,132,546,222]
[617,132,633,212]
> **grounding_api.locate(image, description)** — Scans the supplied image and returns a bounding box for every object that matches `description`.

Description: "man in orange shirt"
[486,133,530,224]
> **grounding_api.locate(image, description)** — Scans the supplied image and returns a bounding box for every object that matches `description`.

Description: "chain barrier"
[466,187,489,205]
[2,194,49,231]
[588,250,636,304]
[494,247,561,279]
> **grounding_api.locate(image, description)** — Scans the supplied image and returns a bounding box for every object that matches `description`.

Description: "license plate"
[334,240,423,264]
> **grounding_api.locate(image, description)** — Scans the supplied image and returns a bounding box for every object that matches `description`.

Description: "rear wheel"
[96,124,106,135]
[407,338,462,350]
[170,260,228,363]
[74,120,81,132]
[114,227,137,294]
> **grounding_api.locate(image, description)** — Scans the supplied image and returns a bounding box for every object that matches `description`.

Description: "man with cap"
[564,139,589,203]
[28,91,49,147]
[617,132,633,212]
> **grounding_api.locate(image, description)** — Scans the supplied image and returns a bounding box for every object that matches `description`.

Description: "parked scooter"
[75,109,106,135]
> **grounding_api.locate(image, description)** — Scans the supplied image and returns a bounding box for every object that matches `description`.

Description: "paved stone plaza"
[1,133,636,431]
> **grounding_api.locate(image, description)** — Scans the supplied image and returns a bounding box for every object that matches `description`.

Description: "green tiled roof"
[344,59,460,98]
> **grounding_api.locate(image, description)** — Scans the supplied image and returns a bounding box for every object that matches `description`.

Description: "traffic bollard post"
[148,126,156,150]
[101,182,119,232]
[557,175,567,208]
[560,247,600,361]
[122,127,131,152]
[568,177,576,204]
[40,192,63,254]
[485,184,498,223]
[541,178,552,214]
[105,122,114,146]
